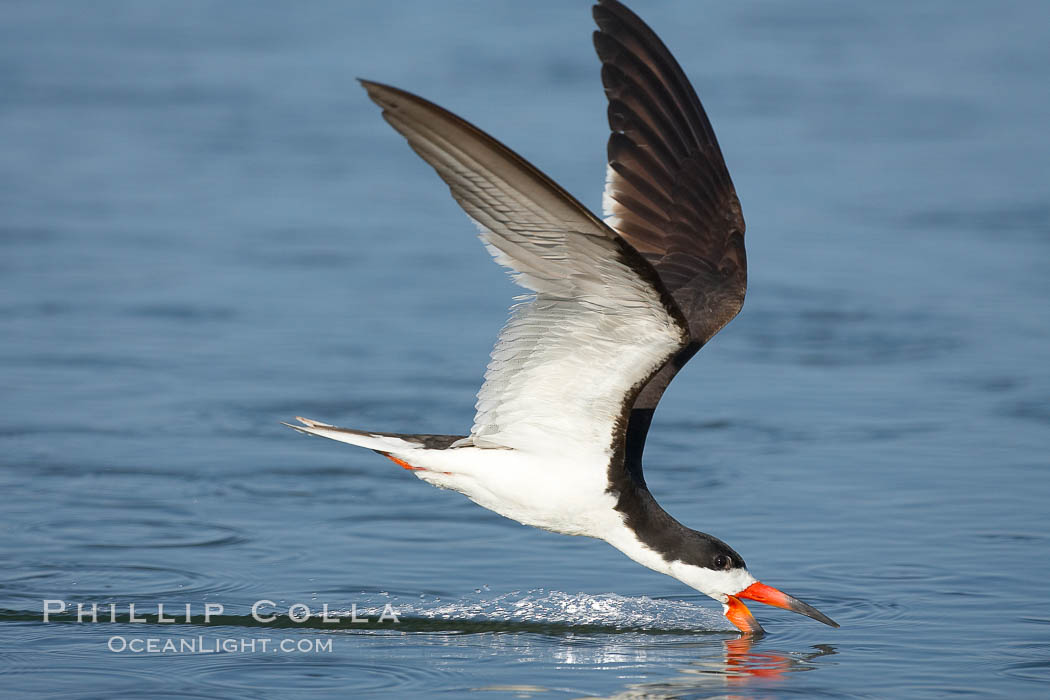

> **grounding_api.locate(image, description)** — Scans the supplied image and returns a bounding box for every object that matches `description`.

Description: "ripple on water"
[1002,658,1050,683]
[1004,398,1050,425]
[27,518,247,550]
[0,562,251,603]
[191,652,446,694]
[793,561,933,630]
[126,303,237,322]
[999,639,1050,683]
[0,657,249,700]
[740,302,961,367]
[806,559,956,585]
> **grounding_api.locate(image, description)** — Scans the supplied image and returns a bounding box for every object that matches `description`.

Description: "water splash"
[350,589,732,632]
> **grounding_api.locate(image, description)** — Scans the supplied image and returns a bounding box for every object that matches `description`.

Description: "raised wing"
[360,80,688,461]
[593,0,748,482]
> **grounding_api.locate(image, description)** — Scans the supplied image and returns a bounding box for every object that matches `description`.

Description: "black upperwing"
[593,0,748,486]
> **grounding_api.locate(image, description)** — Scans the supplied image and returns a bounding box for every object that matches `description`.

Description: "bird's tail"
[283,417,468,471]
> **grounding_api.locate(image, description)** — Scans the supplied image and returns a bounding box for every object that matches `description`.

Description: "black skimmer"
[287,0,838,635]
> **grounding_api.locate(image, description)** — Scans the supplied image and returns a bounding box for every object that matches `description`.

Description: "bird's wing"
[593,0,748,483]
[361,80,689,461]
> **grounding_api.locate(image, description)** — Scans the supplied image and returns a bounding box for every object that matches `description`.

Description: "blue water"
[2,1,1049,697]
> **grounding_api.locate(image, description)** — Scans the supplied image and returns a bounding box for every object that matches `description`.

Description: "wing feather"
[360,80,689,459]
[593,0,746,342]
[592,0,748,485]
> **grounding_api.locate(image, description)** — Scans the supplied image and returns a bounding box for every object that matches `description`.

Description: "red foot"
[384,454,424,471]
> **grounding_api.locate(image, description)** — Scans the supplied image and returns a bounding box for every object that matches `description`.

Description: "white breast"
[405,446,623,537]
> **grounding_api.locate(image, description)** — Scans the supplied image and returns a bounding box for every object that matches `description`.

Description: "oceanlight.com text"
[107,636,334,654]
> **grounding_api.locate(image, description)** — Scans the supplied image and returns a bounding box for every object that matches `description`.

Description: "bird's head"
[668,530,839,634]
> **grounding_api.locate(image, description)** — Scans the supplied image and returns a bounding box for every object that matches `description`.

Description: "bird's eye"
[714,555,730,570]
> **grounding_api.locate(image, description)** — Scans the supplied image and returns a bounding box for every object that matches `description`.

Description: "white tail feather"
[283,417,423,452]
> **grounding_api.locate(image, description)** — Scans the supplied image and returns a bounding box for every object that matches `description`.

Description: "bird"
[286,0,838,635]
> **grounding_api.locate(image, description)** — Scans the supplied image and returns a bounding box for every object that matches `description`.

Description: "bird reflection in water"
[722,636,836,683]
[586,638,837,698]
